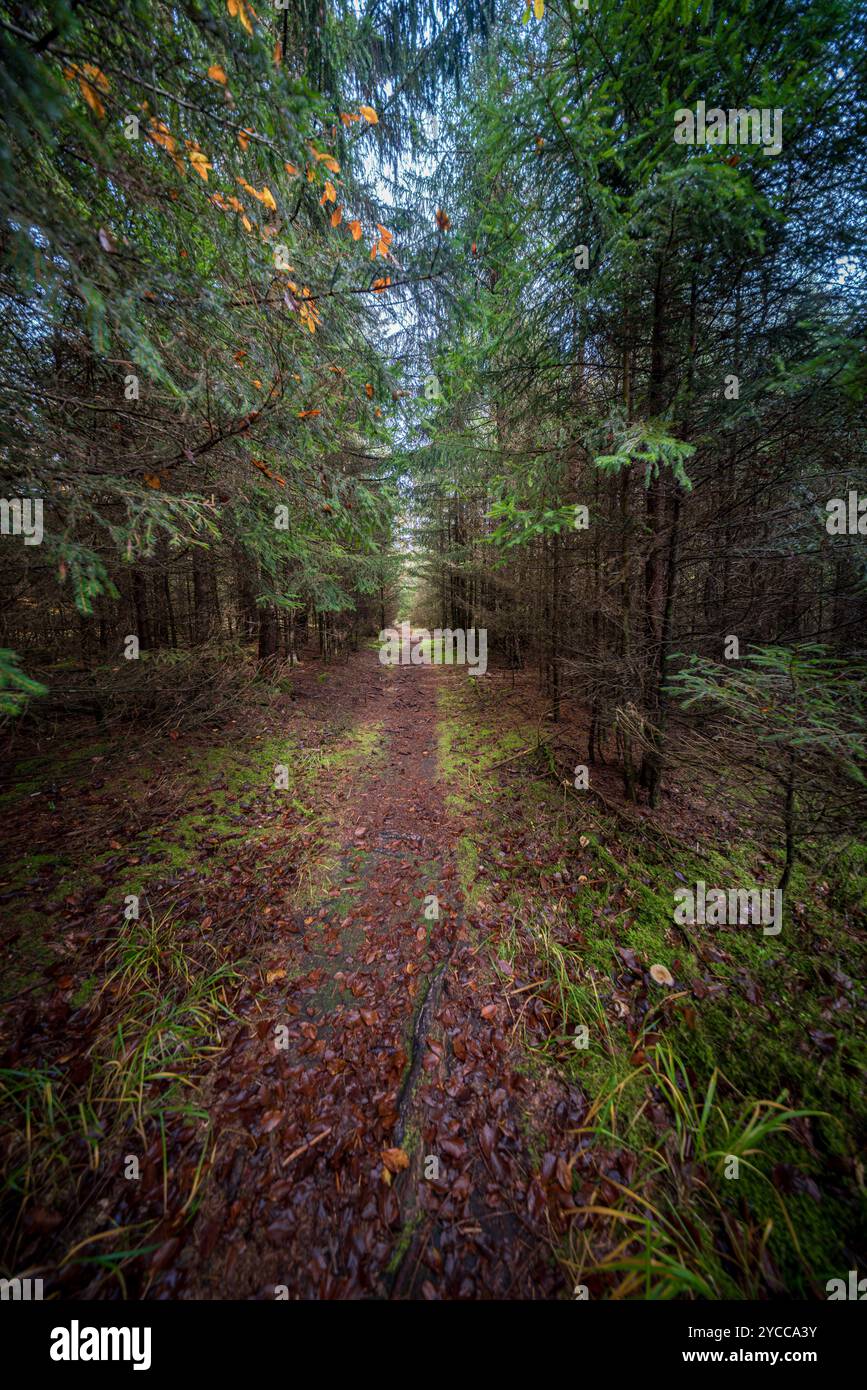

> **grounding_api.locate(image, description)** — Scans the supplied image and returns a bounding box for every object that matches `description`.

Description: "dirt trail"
[184,660,575,1299]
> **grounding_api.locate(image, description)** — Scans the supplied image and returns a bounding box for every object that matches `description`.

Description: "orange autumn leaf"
[227,0,254,35]
[365,383,374,398]
[330,206,343,227]
[207,64,227,85]
[372,276,391,292]
[320,179,337,205]
[296,286,321,333]
[147,118,175,152]
[238,128,253,150]
[308,146,340,174]
[340,111,360,125]
[297,408,321,419]
[147,118,186,175]
[81,63,109,94]
[143,473,162,490]
[368,223,393,260]
[359,105,378,124]
[79,81,106,118]
[186,141,213,181]
[252,379,262,389]
[64,63,110,119]
[348,219,362,241]
[381,1147,409,1174]
[273,40,283,66]
[252,459,286,486]
[284,161,299,176]
[435,208,451,231]
[81,78,107,117]
[236,177,276,210]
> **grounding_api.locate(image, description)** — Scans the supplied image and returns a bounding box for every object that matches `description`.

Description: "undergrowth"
[437,676,867,1299]
[0,909,240,1289]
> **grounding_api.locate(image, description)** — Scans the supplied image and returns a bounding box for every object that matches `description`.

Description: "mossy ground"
[0,675,389,1285]
[435,677,867,1297]
[3,659,864,1298]
[2,716,384,931]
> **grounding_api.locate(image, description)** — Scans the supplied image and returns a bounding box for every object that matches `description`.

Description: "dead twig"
[282,1126,333,1167]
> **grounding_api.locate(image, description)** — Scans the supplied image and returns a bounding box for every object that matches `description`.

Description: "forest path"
[188,657,572,1299]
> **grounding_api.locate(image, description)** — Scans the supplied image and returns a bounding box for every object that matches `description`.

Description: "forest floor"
[1,644,865,1299]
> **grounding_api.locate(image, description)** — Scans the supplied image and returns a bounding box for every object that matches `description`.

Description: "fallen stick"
[486,740,551,771]
[282,1125,333,1167]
